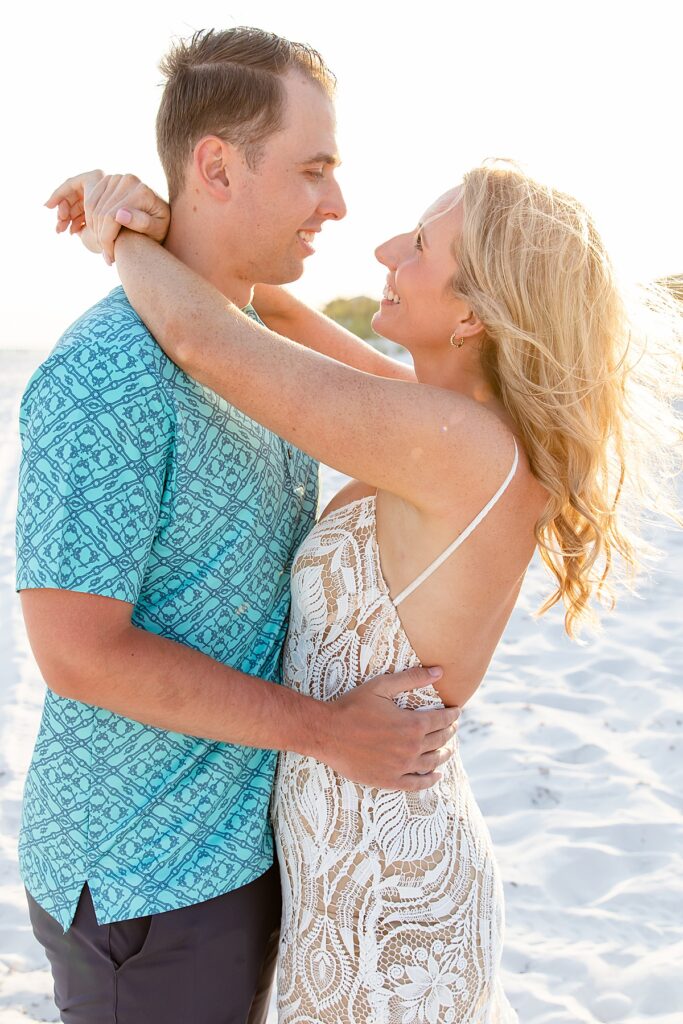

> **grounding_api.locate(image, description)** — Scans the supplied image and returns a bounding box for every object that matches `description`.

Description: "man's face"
[230,71,347,285]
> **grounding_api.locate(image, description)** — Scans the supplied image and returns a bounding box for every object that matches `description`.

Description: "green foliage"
[322,296,379,339]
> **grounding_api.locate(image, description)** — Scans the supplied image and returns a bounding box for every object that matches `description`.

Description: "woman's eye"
[415,232,423,251]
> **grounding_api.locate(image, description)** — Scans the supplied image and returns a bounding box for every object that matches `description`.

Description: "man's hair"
[156,26,336,201]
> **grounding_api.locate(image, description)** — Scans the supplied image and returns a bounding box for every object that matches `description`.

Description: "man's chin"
[260,261,306,287]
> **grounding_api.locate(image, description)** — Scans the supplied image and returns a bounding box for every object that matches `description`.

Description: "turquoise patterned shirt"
[16,286,318,929]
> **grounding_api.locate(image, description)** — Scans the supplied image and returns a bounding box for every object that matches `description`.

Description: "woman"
[50,159,681,1023]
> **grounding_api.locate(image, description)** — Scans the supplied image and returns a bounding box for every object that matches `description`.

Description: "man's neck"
[164,198,254,309]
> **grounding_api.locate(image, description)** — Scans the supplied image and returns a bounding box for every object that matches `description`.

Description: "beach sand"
[1,349,681,1023]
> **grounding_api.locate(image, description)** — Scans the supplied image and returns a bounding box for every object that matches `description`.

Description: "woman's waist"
[281,650,443,708]
[274,736,466,797]
[272,746,479,866]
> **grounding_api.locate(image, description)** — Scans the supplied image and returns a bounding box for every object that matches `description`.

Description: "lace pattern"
[272,496,518,1023]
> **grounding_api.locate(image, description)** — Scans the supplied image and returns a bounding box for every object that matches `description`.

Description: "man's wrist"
[285,690,337,762]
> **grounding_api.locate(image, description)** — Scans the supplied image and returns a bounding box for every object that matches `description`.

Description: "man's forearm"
[37,617,332,759]
[21,588,456,790]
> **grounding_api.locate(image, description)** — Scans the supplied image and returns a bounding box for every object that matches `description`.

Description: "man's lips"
[297,230,317,254]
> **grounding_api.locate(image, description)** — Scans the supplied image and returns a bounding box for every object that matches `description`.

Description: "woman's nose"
[374,237,394,267]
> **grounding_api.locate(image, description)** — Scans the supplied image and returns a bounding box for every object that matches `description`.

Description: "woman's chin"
[371,308,398,341]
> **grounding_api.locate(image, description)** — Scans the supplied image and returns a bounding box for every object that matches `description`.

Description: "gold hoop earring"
[449,332,465,349]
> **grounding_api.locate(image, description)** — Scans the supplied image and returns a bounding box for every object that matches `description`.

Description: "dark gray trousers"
[26,864,281,1024]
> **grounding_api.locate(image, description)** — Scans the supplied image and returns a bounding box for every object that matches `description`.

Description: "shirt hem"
[23,855,277,930]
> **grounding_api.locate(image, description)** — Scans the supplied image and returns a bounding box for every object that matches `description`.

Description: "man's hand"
[319,666,461,791]
[45,172,171,264]
[21,589,459,792]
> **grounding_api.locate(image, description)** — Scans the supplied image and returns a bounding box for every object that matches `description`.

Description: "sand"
[1,349,681,1023]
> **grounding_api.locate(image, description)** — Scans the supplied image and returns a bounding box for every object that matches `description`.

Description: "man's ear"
[193,136,236,200]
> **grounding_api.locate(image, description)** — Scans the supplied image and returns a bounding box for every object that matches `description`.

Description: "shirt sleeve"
[16,319,175,605]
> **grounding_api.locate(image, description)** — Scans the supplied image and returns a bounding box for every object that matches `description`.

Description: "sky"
[1,0,681,349]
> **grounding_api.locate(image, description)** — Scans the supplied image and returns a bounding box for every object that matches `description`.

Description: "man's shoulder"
[55,286,160,363]
[23,287,174,410]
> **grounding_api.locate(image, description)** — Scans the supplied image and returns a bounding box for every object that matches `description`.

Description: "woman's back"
[321,426,546,708]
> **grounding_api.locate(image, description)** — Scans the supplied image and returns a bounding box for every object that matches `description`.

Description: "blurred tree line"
[322,296,379,339]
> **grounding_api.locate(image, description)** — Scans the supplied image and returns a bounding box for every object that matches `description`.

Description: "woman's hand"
[45,172,171,264]
[45,169,105,254]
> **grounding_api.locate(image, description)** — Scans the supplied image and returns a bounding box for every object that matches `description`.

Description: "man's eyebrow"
[299,152,342,167]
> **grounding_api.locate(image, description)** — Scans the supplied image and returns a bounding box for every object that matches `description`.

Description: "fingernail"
[116,208,132,225]
[428,667,442,678]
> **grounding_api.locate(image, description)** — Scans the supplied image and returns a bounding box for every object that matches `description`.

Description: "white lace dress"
[271,494,518,1024]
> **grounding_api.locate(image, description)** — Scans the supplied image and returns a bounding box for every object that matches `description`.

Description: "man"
[17,27,459,1024]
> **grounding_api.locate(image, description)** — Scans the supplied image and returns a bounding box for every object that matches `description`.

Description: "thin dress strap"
[392,439,519,608]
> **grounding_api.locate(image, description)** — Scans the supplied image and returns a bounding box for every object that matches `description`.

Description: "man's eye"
[306,169,325,180]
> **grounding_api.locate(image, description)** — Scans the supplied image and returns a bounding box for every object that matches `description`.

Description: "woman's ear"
[457,308,485,340]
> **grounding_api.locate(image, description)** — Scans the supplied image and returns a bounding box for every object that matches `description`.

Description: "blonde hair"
[452,159,682,636]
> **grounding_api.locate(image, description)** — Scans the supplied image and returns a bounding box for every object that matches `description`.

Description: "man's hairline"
[168,70,339,201]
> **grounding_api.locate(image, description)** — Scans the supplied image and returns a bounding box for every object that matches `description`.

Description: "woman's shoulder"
[319,479,375,521]
[428,385,511,455]
[425,390,543,517]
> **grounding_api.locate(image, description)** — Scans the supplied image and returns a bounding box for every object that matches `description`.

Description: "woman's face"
[372,187,468,352]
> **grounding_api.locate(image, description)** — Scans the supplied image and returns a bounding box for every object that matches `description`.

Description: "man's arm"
[21,588,457,792]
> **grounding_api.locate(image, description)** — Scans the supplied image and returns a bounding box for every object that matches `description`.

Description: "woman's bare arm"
[45,171,414,381]
[115,231,513,514]
[252,285,416,382]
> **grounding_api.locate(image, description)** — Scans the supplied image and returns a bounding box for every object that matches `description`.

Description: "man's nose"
[321,178,347,221]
